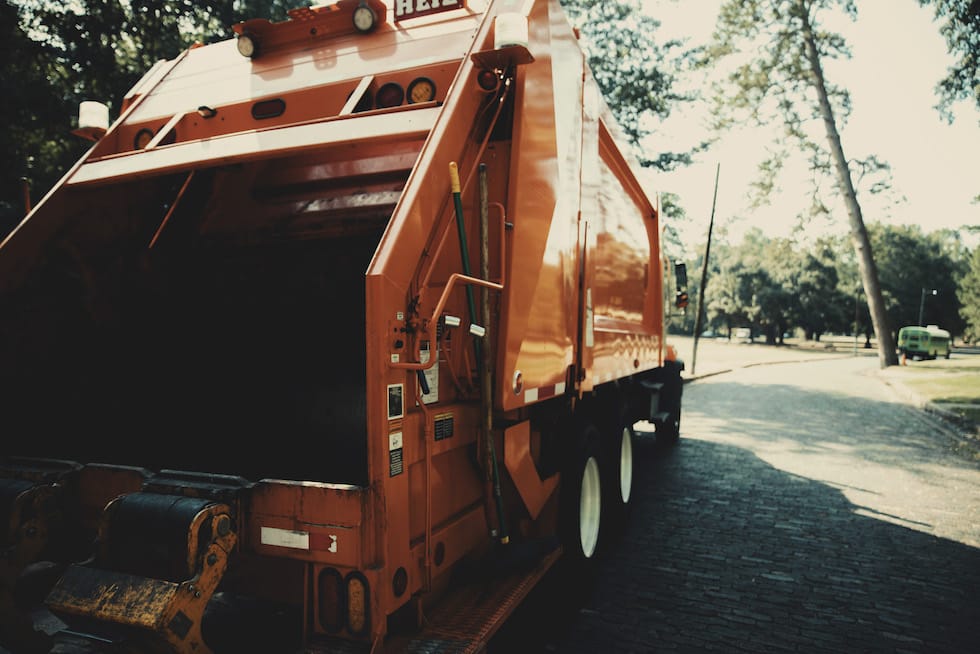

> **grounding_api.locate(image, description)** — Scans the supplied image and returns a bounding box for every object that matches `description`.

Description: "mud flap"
[640,359,684,443]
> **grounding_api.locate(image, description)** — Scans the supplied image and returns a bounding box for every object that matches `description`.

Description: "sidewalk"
[670,335,865,381]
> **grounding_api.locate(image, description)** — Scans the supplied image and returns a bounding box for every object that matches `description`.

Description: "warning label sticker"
[389,431,404,477]
[389,450,403,477]
[434,413,454,441]
[387,384,404,420]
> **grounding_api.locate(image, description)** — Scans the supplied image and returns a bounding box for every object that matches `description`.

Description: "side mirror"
[673,262,689,309]
[674,262,688,288]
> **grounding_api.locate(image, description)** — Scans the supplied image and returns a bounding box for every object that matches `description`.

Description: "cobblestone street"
[496,356,980,653]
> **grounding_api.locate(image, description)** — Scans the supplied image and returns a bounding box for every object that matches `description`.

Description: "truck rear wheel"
[601,423,634,540]
[577,452,602,560]
[560,424,603,564]
[614,425,634,508]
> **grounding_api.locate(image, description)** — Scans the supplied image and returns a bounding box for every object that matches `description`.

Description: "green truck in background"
[898,325,952,360]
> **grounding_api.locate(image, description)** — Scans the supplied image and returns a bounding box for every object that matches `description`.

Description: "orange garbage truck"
[0,1,687,652]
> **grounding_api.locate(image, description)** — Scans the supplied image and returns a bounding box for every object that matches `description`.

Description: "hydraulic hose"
[449,161,507,545]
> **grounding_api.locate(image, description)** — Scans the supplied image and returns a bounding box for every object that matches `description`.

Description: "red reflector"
[477,69,499,91]
[251,98,286,120]
[318,568,344,633]
[375,82,404,108]
[134,128,154,150]
[392,567,408,598]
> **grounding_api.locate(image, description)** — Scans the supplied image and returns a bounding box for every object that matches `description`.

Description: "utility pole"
[853,288,858,356]
[918,287,937,326]
[690,163,720,377]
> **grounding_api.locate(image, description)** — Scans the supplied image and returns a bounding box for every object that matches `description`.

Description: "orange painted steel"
[0,1,681,651]
[390,271,504,372]
[503,420,559,520]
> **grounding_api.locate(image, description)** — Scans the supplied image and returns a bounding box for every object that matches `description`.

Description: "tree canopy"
[671,223,973,346]
[559,0,703,170]
[0,0,293,235]
[700,0,898,367]
[917,0,980,120]
[868,224,968,335]
[961,246,980,342]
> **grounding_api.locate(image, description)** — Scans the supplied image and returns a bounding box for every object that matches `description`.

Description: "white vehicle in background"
[733,328,752,343]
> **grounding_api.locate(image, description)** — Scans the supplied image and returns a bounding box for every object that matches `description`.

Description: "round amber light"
[407,77,436,104]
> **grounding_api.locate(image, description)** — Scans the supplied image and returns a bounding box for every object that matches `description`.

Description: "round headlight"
[237,33,258,58]
[353,3,376,33]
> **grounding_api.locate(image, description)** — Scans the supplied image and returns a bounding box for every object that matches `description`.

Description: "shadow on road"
[493,435,980,653]
[681,379,980,471]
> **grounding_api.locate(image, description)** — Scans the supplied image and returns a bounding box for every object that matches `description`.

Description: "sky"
[632,0,980,256]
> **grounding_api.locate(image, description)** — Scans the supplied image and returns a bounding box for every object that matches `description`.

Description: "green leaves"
[1,0,295,236]
[917,0,980,120]
[687,224,972,342]
[960,246,980,342]
[868,224,968,335]
[560,0,699,170]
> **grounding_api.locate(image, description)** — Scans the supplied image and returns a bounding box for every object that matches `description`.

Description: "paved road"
[494,356,980,653]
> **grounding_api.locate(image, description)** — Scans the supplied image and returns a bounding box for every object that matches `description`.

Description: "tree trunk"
[799,1,898,368]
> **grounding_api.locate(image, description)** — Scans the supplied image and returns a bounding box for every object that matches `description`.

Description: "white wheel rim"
[579,456,601,558]
[619,427,633,504]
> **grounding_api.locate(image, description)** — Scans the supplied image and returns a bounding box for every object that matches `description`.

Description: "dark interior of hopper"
[0,164,400,486]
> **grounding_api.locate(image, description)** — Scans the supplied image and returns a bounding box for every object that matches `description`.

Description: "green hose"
[449,161,507,544]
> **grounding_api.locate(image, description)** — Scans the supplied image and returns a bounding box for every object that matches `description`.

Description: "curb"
[877,374,980,441]
[682,369,732,384]
[683,353,855,383]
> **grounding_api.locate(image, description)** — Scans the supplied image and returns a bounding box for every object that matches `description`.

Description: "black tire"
[600,421,634,541]
[559,423,604,567]
[657,375,683,446]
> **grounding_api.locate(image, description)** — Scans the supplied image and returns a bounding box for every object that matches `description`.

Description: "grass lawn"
[885,357,980,426]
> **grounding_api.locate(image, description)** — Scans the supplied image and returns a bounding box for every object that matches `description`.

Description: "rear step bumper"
[379,542,562,654]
